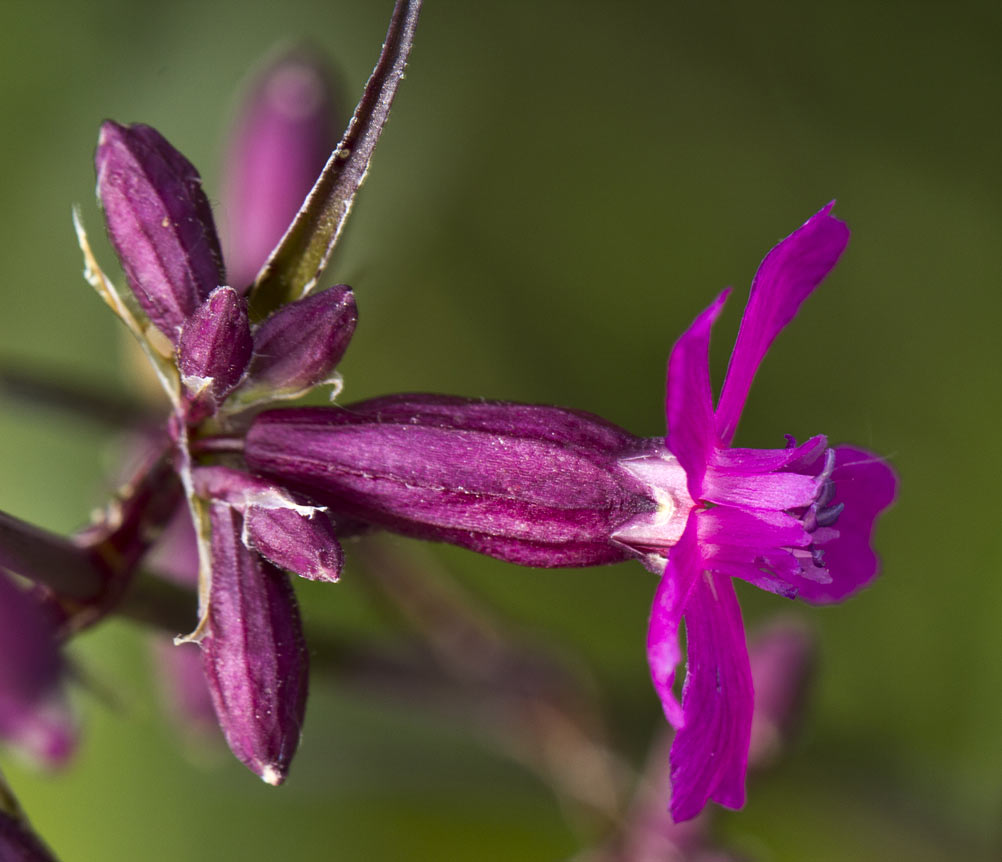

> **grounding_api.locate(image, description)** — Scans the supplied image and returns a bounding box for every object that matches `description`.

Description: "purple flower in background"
[0,573,74,766]
[221,46,340,290]
[642,203,896,820]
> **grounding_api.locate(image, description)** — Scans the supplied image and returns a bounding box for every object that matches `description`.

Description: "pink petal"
[796,446,897,604]
[714,204,850,445]
[646,517,704,728]
[665,289,730,497]
[669,572,753,822]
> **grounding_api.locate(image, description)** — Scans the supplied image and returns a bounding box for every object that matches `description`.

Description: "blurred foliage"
[0,0,998,859]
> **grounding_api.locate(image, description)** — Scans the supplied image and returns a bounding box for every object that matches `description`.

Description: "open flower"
[639,203,896,820]
[241,204,895,819]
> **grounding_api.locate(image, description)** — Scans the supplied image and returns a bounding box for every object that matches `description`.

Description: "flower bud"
[244,394,657,568]
[234,285,356,405]
[193,465,342,582]
[96,122,225,341]
[177,287,252,417]
[222,47,340,290]
[199,504,309,784]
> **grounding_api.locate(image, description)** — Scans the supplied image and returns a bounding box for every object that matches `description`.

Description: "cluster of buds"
[0,0,897,854]
[68,0,420,786]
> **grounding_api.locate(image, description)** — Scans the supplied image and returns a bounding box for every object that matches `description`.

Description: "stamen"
[815,479,836,509]
[815,502,845,528]
[815,448,836,487]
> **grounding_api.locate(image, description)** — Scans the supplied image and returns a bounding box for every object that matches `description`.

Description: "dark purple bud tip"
[235,285,356,405]
[177,287,252,419]
[245,506,343,583]
[96,121,225,341]
[199,505,309,784]
[192,465,343,582]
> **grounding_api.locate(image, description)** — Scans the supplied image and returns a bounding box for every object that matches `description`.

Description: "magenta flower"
[644,203,896,820]
[241,204,895,819]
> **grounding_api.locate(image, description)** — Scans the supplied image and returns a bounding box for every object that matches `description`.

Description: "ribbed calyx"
[245,394,664,568]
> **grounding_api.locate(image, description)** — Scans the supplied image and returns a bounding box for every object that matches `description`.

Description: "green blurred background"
[0,0,998,859]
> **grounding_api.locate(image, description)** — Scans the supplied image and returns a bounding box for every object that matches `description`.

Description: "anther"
[815,501,845,528]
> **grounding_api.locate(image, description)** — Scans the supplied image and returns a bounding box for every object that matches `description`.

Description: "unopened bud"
[177,287,252,418]
[96,122,225,341]
[234,285,356,405]
[192,466,342,582]
[199,504,308,784]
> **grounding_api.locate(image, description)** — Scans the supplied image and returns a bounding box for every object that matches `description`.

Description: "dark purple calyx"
[96,121,225,342]
[199,504,309,784]
[244,394,657,568]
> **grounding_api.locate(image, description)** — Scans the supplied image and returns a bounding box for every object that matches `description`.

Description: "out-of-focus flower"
[747,621,816,765]
[0,572,74,767]
[221,46,341,291]
[240,205,896,819]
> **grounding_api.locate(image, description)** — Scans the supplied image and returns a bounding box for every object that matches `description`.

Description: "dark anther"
[815,479,836,509]
[815,502,845,528]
